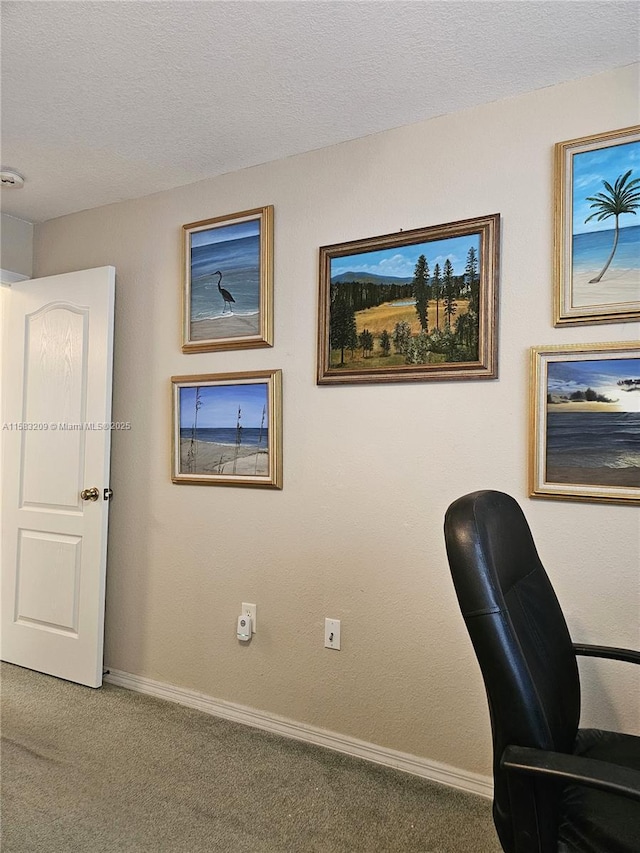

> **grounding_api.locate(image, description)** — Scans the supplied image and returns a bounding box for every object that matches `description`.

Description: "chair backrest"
[444,490,580,852]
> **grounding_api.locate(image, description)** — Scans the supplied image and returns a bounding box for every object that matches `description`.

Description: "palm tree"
[584,169,640,283]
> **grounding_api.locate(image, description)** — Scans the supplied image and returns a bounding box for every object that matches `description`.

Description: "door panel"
[22,303,88,508]
[15,529,82,634]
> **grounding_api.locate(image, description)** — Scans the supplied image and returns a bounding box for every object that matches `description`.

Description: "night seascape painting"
[545,357,640,489]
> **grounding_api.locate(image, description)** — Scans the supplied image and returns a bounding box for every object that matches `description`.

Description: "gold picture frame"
[554,126,640,326]
[172,369,282,489]
[182,206,274,352]
[529,342,639,504]
[317,214,500,384]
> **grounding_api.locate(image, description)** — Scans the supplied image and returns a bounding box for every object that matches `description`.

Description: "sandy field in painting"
[190,313,259,341]
[571,267,640,308]
[548,401,624,413]
[355,299,470,336]
[546,464,639,488]
[180,438,268,476]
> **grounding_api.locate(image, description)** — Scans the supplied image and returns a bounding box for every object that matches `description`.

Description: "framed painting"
[171,369,282,489]
[317,214,500,384]
[554,126,640,326]
[530,342,639,504]
[182,206,274,352]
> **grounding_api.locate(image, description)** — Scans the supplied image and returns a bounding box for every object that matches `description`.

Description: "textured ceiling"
[1,0,639,224]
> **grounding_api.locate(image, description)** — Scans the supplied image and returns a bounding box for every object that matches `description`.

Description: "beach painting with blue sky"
[172,370,282,488]
[532,344,640,504]
[182,207,273,352]
[556,127,640,323]
[318,215,499,383]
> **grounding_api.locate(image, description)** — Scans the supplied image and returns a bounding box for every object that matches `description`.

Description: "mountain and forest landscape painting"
[545,356,640,490]
[327,230,486,373]
[571,138,640,310]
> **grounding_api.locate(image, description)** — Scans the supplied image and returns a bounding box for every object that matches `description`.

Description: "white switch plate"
[324,618,341,650]
[241,603,256,633]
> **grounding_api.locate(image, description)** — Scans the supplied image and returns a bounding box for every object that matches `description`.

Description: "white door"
[1,267,115,688]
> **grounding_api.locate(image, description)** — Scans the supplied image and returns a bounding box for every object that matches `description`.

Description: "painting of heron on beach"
[555,126,640,325]
[182,207,274,352]
[172,370,282,489]
[531,343,640,505]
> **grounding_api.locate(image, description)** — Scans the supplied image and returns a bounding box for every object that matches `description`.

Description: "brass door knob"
[81,487,100,502]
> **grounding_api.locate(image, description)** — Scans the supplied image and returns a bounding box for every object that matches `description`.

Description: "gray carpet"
[0,662,500,852]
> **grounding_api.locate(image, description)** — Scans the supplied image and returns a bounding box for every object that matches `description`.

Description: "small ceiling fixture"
[0,169,25,189]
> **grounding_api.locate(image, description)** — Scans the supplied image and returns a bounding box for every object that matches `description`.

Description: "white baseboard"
[104,667,492,799]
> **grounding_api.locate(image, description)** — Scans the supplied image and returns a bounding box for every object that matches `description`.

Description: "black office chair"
[444,490,640,853]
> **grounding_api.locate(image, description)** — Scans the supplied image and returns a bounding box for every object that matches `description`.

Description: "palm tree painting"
[584,169,640,283]
[563,129,640,321]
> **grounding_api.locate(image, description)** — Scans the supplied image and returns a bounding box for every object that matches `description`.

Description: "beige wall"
[33,65,639,780]
[1,213,33,278]
[1,212,33,541]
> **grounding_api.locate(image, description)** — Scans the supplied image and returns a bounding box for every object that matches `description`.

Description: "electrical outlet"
[241,603,256,633]
[324,618,341,650]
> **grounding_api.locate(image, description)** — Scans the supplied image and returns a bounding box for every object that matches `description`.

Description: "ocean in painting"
[180,427,267,448]
[190,233,260,321]
[572,224,640,274]
[546,411,640,473]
